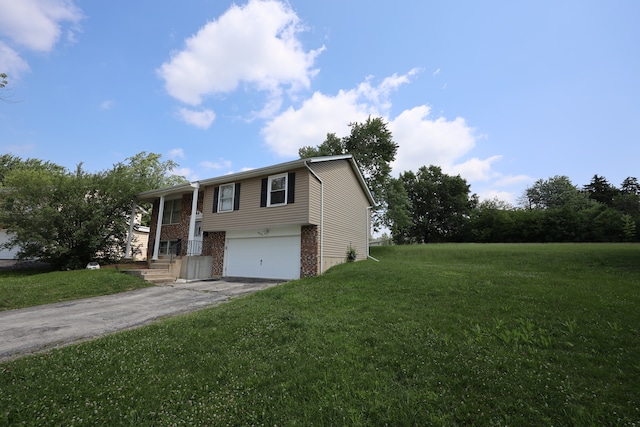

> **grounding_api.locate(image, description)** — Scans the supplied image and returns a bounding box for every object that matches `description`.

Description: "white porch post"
[124,201,136,259]
[152,195,165,261]
[186,182,200,256]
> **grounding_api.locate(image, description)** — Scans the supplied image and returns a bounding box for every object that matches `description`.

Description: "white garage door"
[225,235,300,280]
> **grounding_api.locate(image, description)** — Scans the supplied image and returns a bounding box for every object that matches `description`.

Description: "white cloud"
[170,167,195,181]
[158,0,324,107]
[448,155,503,181]
[100,99,115,110]
[493,174,533,187]
[168,148,185,159]
[201,159,232,170]
[262,90,371,156]
[0,0,82,77]
[389,105,477,174]
[177,107,216,129]
[477,189,517,205]
[0,42,30,78]
[262,70,420,156]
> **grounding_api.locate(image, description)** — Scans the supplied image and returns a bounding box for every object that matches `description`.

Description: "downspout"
[186,182,200,256]
[304,161,324,275]
[152,195,165,261]
[124,201,136,259]
[366,206,380,262]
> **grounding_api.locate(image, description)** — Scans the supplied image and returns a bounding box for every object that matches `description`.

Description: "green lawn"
[1,244,639,426]
[0,267,152,311]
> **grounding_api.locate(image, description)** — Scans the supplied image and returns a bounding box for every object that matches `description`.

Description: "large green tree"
[299,117,398,230]
[520,175,593,211]
[393,165,476,243]
[0,152,185,269]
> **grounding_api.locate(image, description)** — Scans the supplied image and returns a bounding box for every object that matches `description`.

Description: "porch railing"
[186,240,203,256]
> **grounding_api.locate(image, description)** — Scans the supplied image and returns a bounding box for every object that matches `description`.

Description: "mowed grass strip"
[0,268,152,311]
[1,244,639,426]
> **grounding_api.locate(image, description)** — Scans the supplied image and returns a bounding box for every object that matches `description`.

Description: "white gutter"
[304,160,324,275]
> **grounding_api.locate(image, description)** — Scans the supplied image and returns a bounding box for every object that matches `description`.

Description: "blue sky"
[1,0,638,204]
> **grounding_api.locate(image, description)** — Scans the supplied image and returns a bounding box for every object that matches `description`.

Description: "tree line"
[458,175,639,243]
[299,117,639,244]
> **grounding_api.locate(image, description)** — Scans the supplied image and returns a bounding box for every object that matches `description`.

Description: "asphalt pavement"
[0,279,282,362]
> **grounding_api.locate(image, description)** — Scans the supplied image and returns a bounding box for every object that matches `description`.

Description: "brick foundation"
[300,225,320,278]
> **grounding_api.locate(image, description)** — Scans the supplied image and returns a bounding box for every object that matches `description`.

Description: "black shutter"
[287,172,295,204]
[260,178,268,207]
[212,186,219,213]
[233,183,241,211]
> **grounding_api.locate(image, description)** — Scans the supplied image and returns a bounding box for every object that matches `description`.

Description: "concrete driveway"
[0,279,283,363]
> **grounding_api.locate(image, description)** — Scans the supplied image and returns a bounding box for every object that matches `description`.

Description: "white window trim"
[217,183,235,212]
[267,173,288,207]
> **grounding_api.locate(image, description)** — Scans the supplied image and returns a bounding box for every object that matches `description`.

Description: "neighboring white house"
[0,229,20,259]
[0,227,149,261]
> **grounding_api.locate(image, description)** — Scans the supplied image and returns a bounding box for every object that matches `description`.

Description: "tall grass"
[1,244,639,425]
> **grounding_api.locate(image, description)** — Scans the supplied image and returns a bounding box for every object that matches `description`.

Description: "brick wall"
[300,225,319,278]
[210,231,226,277]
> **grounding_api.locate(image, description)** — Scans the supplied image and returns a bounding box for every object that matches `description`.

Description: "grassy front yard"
[0,267,152,311]
[1,244,639,425]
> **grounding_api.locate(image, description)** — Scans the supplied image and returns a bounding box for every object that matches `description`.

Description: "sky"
[1,0,639,205]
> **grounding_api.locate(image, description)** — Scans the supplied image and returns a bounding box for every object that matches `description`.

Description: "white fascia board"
[134,154,376,204]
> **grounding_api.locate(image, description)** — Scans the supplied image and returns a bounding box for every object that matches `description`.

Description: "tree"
[0,152,186,269]
[620,177,640,195]
[461,198,515,242]
[1,72,13,102]
[299,117,398,230]
[614,177,640,217]
[394,165,476,243]
[385,177,412,243]
[521,175,593,210]
[583,174,618,206]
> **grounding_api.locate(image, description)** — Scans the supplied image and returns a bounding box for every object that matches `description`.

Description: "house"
[130,155,375,281]
[1,226,150,262]
[0,229,20,259]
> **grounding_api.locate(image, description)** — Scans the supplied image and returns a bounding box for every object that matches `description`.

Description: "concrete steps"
[122,258,176,284]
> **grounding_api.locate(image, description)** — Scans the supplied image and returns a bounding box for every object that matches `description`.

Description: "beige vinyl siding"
[308,172,322,225]
[310,160,371,271]
[202,167,315,231]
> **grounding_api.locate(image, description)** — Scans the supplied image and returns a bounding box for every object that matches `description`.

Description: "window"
[161,199,182,224]
[261,172,295,207]
[213,183,241,213]
[269,174,287,206]
[159,240,179,255]
[218,183,235,212]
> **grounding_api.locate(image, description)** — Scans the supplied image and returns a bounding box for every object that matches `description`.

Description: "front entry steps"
[122,259,176,284]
